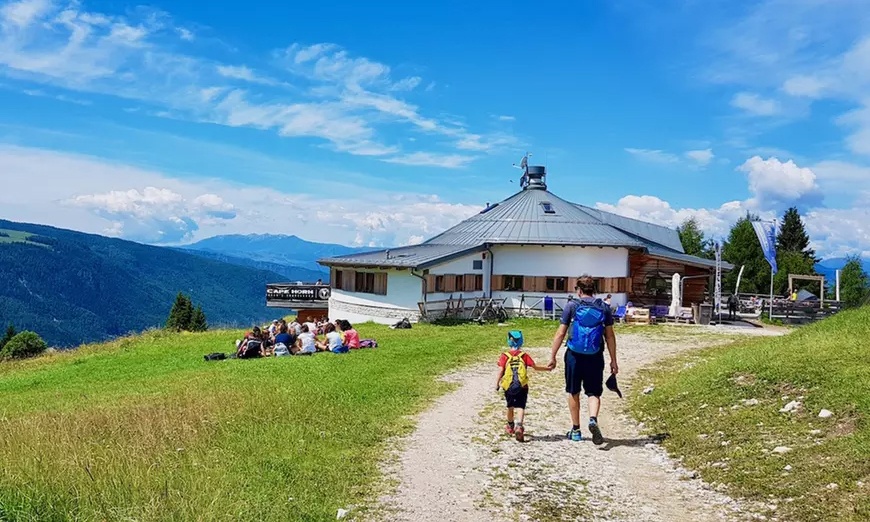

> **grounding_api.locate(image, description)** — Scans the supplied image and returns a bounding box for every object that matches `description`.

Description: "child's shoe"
[515,425,525,442]
[505,423,515,435]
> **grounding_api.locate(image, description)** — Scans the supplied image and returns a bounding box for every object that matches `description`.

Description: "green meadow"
[0,320,557,522]
[632,307,870,521]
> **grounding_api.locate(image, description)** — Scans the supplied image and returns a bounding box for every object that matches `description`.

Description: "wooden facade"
[628,252,710,306]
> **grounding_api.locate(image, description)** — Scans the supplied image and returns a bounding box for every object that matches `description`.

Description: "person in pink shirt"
[338,319,360,349]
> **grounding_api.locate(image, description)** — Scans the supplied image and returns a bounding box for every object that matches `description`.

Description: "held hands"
[547,358,557,371]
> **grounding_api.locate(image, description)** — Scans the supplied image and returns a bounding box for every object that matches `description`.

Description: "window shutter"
[492,275,503,291]
[536,276,547,292]
[345,270,356,292]
[425,274,436,294]
[444,274,454,293]
[567,277,577,293]
[463,274,474,292]
[374,273,388,295]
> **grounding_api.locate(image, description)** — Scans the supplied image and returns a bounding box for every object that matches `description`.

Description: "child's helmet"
[507,330,524,349]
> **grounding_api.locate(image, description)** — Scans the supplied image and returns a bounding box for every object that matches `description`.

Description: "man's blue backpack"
[567,300,607,355]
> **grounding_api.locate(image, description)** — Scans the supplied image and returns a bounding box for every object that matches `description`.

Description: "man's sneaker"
[588,419,604,445]
[566,428,582,442]
[505,423,515,435]
[515,425,525,442]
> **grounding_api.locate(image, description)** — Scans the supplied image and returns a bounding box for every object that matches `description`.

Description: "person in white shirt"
[294,324,317,355]
[316,323,347,353]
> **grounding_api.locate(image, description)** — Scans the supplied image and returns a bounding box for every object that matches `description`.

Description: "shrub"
[0,331,48,360]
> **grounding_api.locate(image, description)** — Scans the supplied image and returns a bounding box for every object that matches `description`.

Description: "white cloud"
[738,156,822,208]
[496,115,515,121]
[215,65,279,86]
[0,5,514,166]
[624,147,679,163]
[177,27,194,41]
[382,151,476,169]
[596,195,751,240]
[731,92,780,116]
[782,75,827,98]
[684,148,714,167]
[626,147,718,169]
[0,145,482,247]
[389,76,421,91]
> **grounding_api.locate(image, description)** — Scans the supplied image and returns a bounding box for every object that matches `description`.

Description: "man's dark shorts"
[565,349,604,397]
[505,387,529,409]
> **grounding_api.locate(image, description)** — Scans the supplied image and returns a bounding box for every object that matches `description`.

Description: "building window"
[334,269,343,289]
[454,275,464,292]
[474,274,483,291]
[540,201,556,214]
[546,277,567,292]
[435,275,445,292]
[472,260,483,270]
[503,275,524,291]
[354,272,387,295]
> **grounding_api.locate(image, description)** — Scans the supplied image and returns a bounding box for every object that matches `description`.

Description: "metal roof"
[319,243,485,269]
[320,169,722,271]
[425,188,648,247]
[574,205,685,253]
[645,244,733,270]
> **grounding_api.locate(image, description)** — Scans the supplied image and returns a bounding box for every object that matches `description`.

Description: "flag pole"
[769,219,776,321]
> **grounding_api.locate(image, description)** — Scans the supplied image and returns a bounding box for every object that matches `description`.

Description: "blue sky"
[1,0,869,256]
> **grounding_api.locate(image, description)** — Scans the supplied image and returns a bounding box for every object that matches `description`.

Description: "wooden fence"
[770,301,842,325]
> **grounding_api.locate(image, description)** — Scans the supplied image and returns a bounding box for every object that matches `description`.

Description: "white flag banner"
[751,221,778,275]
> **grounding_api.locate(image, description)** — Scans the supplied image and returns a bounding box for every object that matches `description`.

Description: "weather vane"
[511,152,532,188]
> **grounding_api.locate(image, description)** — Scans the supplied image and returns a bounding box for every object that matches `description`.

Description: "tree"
[0,323,16,352]
[773,251,817,296]
[190,305,208,332]
[678,218,714,259]
[0,331,47,360]
[722,213,770,294]
[777,207,817,263]
[166,292,194,331]
[839,256,869,308]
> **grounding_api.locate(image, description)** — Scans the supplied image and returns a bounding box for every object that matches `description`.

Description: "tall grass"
[0,320,558,521]
[632,307,870,522]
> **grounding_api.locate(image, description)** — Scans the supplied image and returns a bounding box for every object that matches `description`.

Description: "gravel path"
[375,328,783,522]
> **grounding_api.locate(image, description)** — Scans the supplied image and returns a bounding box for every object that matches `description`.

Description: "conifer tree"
[840,256,869,308]
[722,213,769,294]
[777,207,817,262]
[190,305,208,332]
[0,323,16,351]
[166,292,194,331]
[677,218,714,259]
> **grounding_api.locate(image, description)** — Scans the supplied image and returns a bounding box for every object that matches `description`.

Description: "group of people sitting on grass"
[235,317,362,358]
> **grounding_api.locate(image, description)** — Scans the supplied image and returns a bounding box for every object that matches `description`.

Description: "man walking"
[547,276,618,445]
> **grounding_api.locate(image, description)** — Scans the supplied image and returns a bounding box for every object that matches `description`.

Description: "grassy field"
[0,229,48,248]
[631,307,870,521]
[0,319,559,522]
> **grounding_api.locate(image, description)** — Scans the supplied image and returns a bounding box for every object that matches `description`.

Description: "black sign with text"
[266,284,331,302]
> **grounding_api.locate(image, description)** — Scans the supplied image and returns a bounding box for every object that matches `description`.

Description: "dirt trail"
[375,328,783,522]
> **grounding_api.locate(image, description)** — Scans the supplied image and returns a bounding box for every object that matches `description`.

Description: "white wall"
[491,245,629,277]
[329,269,422,324]
[428,252,485,275]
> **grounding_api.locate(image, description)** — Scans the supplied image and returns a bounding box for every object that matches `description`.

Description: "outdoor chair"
[613,305,627,323]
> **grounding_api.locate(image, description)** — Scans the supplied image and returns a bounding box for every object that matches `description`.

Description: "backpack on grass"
[360,339,378,348]
[500,351,529,394]
[204,352,226,361]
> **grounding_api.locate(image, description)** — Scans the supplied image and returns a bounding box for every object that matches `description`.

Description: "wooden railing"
[770,301,842,324]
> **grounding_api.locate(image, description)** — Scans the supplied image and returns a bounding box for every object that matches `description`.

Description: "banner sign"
[751,221,778,275]
[266,284,331,302]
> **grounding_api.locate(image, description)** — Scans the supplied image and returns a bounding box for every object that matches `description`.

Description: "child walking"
[495,330,550,442]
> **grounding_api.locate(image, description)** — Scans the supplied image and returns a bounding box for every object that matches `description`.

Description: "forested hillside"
[0,220,284,347]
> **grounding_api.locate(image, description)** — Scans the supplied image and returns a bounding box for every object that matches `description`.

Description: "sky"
[1,0,869,257]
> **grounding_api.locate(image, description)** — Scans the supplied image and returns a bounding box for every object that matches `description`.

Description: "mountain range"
[814,258,870,286]
[0,220,288,347]
[181,234,374,278]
